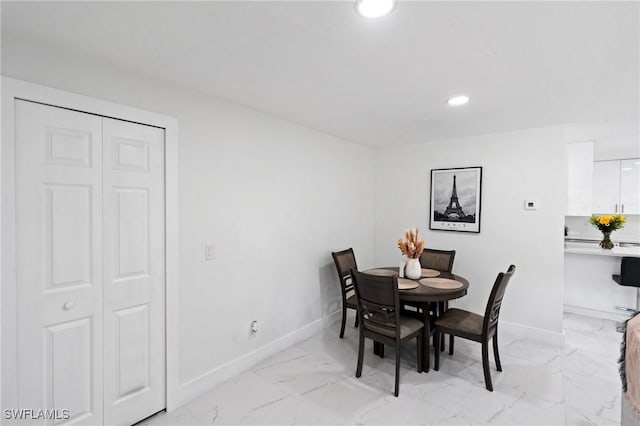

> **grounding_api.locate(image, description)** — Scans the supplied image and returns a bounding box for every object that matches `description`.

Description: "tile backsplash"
[565,215,640,243]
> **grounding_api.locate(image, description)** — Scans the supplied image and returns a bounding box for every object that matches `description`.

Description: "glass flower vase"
[599,231,614,250]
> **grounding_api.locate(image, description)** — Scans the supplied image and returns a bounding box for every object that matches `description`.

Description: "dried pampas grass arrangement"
[397,228,425,259]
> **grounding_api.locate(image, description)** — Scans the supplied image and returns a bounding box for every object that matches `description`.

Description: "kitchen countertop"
[565,237,640,245]
[564,243,640,257]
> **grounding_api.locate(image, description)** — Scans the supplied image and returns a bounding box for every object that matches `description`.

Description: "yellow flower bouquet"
[589,214,626,249]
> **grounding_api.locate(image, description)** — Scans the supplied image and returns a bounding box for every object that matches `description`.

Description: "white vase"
[405,258,421,279]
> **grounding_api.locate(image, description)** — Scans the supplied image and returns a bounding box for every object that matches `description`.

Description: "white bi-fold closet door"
[15,100,166,425]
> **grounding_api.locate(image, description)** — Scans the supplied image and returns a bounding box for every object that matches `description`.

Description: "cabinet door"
[592,160,621,214]
[566,141,594,215]
[620,158,640,214]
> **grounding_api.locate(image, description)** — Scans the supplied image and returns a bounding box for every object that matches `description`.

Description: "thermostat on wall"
[524,199,538,210]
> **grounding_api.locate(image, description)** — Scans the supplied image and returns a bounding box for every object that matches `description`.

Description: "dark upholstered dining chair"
[419,248,456,273]
[331,248,359,338]
[434,265,516,392]
[407,248,457,350]
[351,270,424,397]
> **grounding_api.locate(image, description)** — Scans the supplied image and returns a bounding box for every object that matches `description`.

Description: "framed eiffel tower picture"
[429,166,482,233]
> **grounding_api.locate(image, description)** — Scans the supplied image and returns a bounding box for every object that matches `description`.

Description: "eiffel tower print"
[443,175,466,218]
[431,167,481,233]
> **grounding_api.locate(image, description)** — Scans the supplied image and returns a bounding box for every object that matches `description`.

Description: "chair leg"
[340,305,347,339]
[482,341,493,392]
[379,344,385,358]
[434,330,440,371]
[356,332,365,378]
[354,313,359,328]
[422,306,431,372]
[449,334,454,355]
[437,302,445,352]
[493,333,502,372]
[416,332,423,373]
[394,341,401,397]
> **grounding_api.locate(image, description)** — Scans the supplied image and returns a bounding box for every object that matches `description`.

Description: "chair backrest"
[482,265,516,337]
[419,248,456,272]
[332,248,358,294]
[620,257,640,288]
[351,270,401,339]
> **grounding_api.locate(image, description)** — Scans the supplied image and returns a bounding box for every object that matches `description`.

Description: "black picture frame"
[429,166,483,233]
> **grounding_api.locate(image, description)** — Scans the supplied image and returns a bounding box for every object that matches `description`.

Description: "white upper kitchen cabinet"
[592,160,621,214]
[566,141,594,216]
[592,158,640,214]
[620,159,640,214]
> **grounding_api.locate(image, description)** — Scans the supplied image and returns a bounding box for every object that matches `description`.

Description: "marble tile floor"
[143,313,624,425]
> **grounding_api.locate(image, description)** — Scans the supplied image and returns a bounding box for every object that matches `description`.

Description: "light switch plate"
[524,199,538,210]
[205,244,215,261]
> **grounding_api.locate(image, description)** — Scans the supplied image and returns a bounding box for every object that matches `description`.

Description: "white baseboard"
[499,319,565,347]
[564,304,632,322]
[172,310,342,410]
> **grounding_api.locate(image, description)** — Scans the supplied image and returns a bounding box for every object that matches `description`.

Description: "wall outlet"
[250,320,259,334]
[205,243,215,261]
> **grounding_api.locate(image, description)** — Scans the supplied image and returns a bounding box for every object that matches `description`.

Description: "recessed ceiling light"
[447,95,470,106]
[355,0,395,18]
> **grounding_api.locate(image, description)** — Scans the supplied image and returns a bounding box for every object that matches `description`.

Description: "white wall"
[3,36,568,404]
[2,39,375,402]
[373,127,567,335]
[565,120,640,161]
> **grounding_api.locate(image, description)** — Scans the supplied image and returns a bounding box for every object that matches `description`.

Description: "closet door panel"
[15,100,104,425]
[102,118,166,426]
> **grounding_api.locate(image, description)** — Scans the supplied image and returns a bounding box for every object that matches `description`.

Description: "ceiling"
[2,1,639,147]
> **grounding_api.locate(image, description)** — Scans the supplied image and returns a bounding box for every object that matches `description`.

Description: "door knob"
[63,301,75,310]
